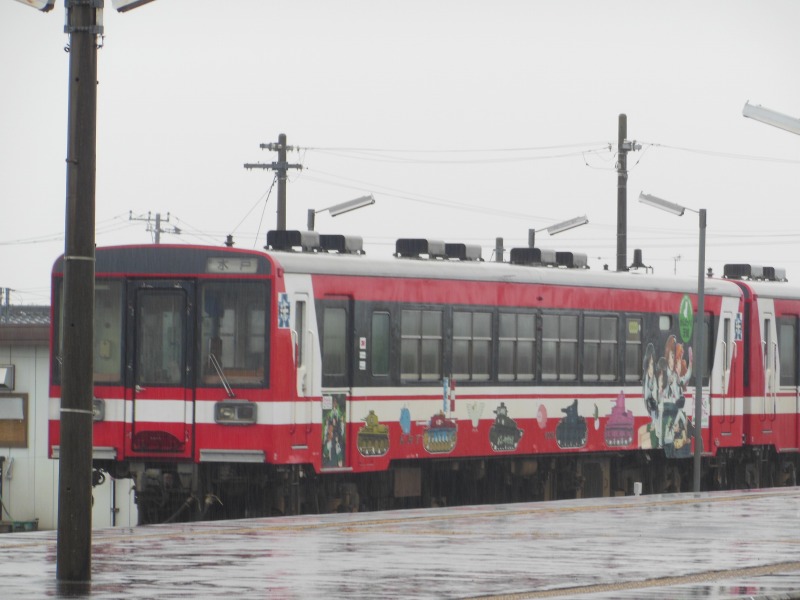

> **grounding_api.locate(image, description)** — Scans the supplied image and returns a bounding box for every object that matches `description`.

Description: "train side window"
[94,281,124,383]
[371,312,390,377]
[401,309,442,381]
[498,312,535,381]
[704,318,713,380]
[542,313,578,381]
[583,316,600,382]
[322,307,347,376]
[541,314,558,381]
[625,317,643,382]
[560,315,578,381]
[200,281,268,386]
[583,315,619,382]
[453,311,492,381]
[659,316,672,331]
[295,300,306,366]
[778,318,797,386]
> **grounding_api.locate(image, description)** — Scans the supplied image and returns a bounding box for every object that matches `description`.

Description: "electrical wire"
[641,142,800,165]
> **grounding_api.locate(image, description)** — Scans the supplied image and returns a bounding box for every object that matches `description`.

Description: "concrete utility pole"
[244,133,303,230]
[129,211,181,243]
[58,0,99,585]
[616,114,640,272]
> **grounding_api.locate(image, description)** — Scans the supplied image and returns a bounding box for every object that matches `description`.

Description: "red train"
[48,232,799,523]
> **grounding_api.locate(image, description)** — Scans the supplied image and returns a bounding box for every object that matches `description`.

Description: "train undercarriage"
[96,447,800,526]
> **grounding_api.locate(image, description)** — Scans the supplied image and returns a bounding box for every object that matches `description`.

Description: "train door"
[319,298,353,470]
[762,312,778,431]
[291,293,312,448]
[717,311,735,436]
[126,281,195,459]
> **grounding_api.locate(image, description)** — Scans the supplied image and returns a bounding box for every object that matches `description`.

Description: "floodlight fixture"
[743,101,800,136]
[639,190,707,493]
[546,215,589,236]
[638,192,685,217]
[12,0,55,11]
[307,194,375,230]
[528,215,588,248]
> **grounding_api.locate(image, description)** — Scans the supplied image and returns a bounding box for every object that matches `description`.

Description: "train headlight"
[92,398,105,421]
[214,400,257,425]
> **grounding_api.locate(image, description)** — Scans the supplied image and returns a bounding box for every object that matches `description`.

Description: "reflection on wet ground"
[1,488,800,599]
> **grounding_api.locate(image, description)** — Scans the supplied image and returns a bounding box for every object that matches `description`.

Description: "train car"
[724,264,800,488]
[49,231,749,524]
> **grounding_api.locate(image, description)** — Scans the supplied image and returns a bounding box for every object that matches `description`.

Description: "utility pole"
[58,0,99,586]
[615,114,640,272]
[129,211,181,244]
[244,133,303,230]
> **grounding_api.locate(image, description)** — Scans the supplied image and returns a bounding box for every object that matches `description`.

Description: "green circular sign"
[679,294,693,343]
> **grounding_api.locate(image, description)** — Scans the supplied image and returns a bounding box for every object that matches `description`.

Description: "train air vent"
[445,243,483,261]
[723,264,764,280]
[763,266,788,282]
[509,247,558,267]
[556,251,589,269]
[395,238,447,259]
[266,230,320,252]
[319,234,364,255]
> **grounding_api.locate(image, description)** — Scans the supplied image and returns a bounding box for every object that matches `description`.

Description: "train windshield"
[52,279,269,388]
[199,281,268,387]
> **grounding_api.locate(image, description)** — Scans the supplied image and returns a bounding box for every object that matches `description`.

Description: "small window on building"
[0,393,27,448]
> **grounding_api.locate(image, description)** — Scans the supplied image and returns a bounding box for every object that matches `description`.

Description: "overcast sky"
[2,0,799,305]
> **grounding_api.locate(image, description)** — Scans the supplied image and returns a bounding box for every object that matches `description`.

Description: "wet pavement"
[2,488,800,599]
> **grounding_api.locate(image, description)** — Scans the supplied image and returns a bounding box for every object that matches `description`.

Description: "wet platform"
[2,488,800,599]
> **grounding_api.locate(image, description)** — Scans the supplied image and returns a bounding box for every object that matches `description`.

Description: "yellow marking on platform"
[465,561,800,599]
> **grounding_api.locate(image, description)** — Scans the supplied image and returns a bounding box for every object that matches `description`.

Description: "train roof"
[731,279,800,301]
[268,249,744,298]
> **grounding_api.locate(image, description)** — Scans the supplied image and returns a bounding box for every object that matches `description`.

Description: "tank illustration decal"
[603,391,634,447]
[423,411,457,454]
[489,402,523,452]
[638,332,694,458]
[357,410,389,457]
[556,399,587,448]
[322,393,346,468]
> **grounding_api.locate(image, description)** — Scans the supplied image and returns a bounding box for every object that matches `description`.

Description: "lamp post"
[307,194,375,230]
[639,192,706,493]
[528,215,589,248]
[743,102,800,136]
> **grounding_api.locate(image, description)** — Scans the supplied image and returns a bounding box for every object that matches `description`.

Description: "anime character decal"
[322,393,347,468]
[638,334,694,458]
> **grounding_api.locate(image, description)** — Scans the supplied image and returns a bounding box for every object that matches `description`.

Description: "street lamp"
[639,192,706,493]
[528,215,589,248]
[743,102,800,136]
[307,194,376,230]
